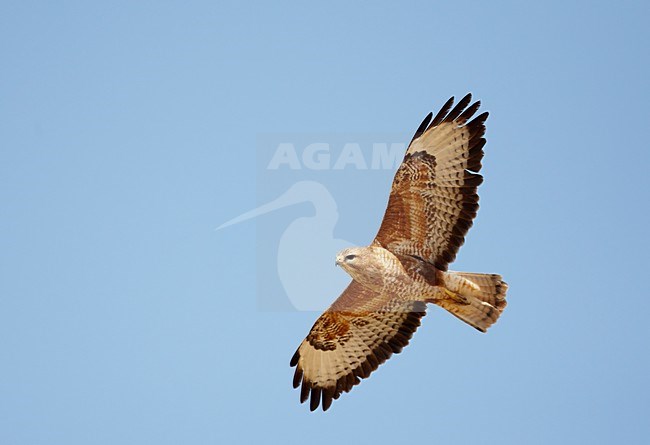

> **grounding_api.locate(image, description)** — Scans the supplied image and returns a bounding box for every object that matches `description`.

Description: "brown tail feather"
[437,272,508,332]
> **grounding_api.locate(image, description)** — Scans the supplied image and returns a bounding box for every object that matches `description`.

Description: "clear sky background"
[1,1,649,444]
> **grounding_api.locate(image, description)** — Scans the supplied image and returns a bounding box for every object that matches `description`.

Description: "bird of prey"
[290,94,508,412]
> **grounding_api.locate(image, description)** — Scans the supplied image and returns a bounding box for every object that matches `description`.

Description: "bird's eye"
[345,254,356,261]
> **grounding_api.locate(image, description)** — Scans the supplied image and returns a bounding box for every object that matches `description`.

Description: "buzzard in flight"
[290,94,508,411]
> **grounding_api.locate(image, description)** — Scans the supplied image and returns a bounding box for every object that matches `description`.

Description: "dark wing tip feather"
[427,93,484,131]
[290,349,300,367]
[458,100,481,124]
[321,388,334,411]
[443,93,472,123]
[292,366,303,389]
[410,112,433,143]
[300,377,310,403]
[469,111,489,127]
[310,388,321,412]
[430,96,455,127]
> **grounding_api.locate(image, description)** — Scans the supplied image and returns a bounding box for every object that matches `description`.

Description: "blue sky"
[1,1,649,444]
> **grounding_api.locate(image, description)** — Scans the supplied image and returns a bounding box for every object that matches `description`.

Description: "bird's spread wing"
[290,280,426,411]
[374,94,488,271]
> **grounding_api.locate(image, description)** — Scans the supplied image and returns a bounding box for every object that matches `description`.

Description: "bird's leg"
[443,288,469,304]
[440,271,482,304]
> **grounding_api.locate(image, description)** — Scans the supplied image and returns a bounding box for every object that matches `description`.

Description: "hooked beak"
[335,254,344,267]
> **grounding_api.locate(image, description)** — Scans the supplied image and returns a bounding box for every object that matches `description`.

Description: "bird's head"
[335,246,389,290]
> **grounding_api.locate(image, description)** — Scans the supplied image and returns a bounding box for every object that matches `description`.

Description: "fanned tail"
[437,272,508,332]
